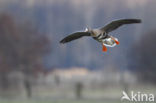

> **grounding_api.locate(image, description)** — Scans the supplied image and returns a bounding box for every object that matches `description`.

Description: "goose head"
[85,27,92,32]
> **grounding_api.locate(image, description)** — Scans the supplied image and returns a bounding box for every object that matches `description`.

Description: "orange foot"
[102,44,107,52]
[115,40,120,45]
[111,36,120,45]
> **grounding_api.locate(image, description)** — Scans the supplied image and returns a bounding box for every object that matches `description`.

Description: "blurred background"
[0,0,156,103]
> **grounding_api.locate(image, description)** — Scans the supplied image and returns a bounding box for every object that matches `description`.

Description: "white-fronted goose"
[60,19,141,52]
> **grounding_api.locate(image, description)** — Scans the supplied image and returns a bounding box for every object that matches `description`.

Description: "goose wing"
[60,32,91,43]
[100,19,141,33]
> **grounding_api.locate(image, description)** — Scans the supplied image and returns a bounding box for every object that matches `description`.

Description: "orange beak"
[102,44,107,52]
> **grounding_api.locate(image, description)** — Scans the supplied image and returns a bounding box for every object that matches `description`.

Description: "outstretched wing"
[100,19,141,33]
[60,32,91,43]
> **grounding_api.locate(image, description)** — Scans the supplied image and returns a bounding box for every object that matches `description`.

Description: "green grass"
[0,98,121,103]
[0,99,152,103]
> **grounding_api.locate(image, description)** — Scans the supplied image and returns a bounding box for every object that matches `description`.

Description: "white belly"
[102,37,118,47]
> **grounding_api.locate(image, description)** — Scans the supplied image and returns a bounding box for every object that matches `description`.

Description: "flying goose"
[60,19,141,52]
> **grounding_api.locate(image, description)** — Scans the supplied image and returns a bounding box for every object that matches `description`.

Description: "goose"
[60,19,141,52]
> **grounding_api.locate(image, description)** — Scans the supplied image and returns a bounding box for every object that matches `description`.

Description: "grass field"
[0,100,121,103]
[0,98,153,103]
[0,99,117,103]
[0,84,155,103]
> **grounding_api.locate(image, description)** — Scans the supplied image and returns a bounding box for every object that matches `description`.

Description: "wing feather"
[100,19,141,33]
[60,32,91,43]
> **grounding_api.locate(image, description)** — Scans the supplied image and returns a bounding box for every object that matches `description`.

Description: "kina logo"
[121,91,154,102]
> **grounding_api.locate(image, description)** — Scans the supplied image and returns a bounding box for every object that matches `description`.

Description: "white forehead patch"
[85,28,88,32]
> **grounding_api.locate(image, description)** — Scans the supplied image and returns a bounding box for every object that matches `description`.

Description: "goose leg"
[102,44,107,52]
[111,36,120,45]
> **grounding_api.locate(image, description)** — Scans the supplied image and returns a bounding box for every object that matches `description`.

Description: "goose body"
[60,19,141,52]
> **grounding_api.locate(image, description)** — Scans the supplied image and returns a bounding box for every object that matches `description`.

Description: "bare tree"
[129,30,156,84]
[75,82,83,99]
[0,13,52,98]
